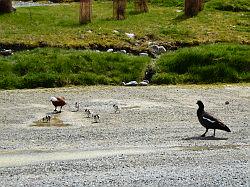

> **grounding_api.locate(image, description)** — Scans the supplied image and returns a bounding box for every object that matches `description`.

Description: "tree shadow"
[172,13,190,23]
[183,136,228,141]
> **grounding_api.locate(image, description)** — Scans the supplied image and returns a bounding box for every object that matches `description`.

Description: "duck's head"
[196,100,204,109]
[50,97,58,102]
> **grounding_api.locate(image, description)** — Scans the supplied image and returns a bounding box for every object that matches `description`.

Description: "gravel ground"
[0,85,249,186]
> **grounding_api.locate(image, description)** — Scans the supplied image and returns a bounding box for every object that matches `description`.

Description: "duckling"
[42,115,51,123]
[113,104,120,113]
[75,102,80,112]
[85,109,91,118]
[46,115,51,122]
[92,114,100,123]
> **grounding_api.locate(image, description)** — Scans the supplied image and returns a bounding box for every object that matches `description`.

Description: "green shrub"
[206,0,250,12]
[153,43,250,84]
[0,75,20,89]
[21,73,59,89]
[0,48,150,89]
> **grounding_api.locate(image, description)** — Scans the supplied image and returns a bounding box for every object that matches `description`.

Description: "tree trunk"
[0,0,13,13]
[79,0,92,24]
[134,0,148,13]
[113,0,127,20]
[185,0,201,17]
[198,0,204,11]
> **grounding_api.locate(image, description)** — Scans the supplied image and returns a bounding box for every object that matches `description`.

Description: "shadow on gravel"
[183,136,228,141]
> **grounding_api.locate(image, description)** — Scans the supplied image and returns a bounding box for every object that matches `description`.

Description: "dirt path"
[0,85,249,186]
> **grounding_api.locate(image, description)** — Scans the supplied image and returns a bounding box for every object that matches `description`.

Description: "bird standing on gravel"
[113,104,120,113]
[92,114,100,123]
[85,109,91,118]
[196,100,231,137]
[75,102,80,112]
[50,96,66,112]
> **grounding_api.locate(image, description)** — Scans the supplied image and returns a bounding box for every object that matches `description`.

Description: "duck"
[196,100,231,137]
[42,115,51,123]
[113,104,120,113]
[92,114,100,123]
[85,109,91,118]
[75,102,80,112]
[50,96,66,113]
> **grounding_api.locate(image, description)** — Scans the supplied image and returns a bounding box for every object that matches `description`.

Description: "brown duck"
[50,96,66,112]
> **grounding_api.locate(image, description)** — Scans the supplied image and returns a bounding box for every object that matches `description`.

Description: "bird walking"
[113,104,120,113]
[50,96,66,113]
[85,109,91,118]
[196,100,231,137]
[92,114,100,123]
[42,115,51,123]
[75,102,80,112]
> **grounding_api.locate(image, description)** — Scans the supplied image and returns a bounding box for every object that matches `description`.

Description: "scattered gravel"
[0,85,249,186]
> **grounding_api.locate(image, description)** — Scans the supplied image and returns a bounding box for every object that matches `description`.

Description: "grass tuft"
[152,43,250,84]
[0,48,150,89]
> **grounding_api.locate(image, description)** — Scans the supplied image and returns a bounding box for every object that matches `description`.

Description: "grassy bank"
[0,44,249,89]
[0,48,150,89]
[0,1,249,89]
[152,43,250,84]
[0,0,249,51]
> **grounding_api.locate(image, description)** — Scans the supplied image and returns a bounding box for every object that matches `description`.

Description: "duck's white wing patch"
[203,117,216,123]
[50,97,58,102]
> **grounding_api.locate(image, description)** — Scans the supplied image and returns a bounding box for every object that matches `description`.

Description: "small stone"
[139,52,148,56]
[107,49,114,52]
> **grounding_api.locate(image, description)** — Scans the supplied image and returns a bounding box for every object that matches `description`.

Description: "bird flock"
[44,96,121,124]
[44,96,231,138]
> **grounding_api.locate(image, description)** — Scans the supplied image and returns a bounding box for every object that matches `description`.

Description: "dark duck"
[196,100,231,137]
[50,96,66,112]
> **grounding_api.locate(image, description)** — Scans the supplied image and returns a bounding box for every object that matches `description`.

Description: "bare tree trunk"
[198,0,204,11]
[134,0,148,13]
[113,0,127,20]
[185,0,202,17]
[79,0,92,24]
[0,0,13,13]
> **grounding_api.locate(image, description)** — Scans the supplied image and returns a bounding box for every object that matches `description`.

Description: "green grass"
[0,1,249,50]
[1,44,249,89]
[152,44,250,84]
[0,48,150,89]
[0,1,249,88]
[205,0,250,12]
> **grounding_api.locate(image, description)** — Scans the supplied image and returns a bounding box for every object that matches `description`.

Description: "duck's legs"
[54,106,57,111]
[201,129,208,137]
[213,129,216,137]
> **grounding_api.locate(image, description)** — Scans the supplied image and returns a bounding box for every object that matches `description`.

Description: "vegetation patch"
[152,44,250,84]
[0,48,150,89]
[206,0,250,12]
[0,1,249,50]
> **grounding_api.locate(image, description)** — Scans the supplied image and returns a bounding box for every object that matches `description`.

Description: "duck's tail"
[219,122,231,132]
